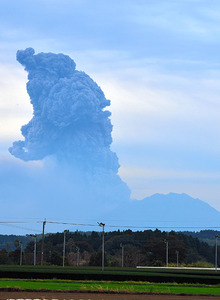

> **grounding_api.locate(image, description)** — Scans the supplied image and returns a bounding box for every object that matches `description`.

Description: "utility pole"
[63,230,68,267]
[120,243,124,268]
[164,239,168,267]
[30,235,37,266]
[215,235,219,272]
[98,222,105,271]
[19,241,23,266]
[176,250,179,267]
[76,247,80,267]
[41,219,46,266]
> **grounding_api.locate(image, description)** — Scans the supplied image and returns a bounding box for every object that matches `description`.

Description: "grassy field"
[1,278,220,295]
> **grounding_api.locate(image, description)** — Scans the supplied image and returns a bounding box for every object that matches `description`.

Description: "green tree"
[47,251,62,266]
[14,239,20,248]
[0,249,10,264]
[89,251,109,266]
[8,248,20,265]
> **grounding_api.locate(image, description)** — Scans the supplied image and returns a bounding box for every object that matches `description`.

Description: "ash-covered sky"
[1,47,131,231]
[1,0,220,221]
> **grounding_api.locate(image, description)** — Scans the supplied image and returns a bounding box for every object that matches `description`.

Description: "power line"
[0,223,41,232]
[43,221,98,227]
[39,221,220,230]
[1,220,220,230]
[0,221,31,224]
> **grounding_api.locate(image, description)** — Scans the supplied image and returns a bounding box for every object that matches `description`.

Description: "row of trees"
[0,229,219,267]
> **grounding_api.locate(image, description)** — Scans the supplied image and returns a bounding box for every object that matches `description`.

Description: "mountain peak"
[108,192,220,229]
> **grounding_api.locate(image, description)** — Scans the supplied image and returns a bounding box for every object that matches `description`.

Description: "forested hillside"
[0,229,219,267]
[183,230,220,246]
[0,235,32,251]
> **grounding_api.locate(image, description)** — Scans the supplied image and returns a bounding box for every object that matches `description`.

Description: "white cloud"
[0,64,32,144]
[120,165,220,181]
[130,1,220,41]
[91,59,220,156]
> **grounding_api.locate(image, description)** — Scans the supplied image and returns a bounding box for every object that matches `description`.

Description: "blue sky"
[1,0,220,218]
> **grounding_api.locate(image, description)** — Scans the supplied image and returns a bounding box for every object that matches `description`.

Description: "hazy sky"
[1,0,220,214]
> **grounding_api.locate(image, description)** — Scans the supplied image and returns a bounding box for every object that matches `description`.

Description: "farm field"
[1,265,220,284]
[1,266,220,298]
[1,278,220,296]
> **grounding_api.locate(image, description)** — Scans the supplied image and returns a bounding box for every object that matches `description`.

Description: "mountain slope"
[107,193,220,229]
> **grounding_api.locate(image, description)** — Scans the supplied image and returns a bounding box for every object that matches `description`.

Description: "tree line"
[0,229,219,267]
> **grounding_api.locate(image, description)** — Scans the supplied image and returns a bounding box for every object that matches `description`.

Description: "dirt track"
[1,291,220,300]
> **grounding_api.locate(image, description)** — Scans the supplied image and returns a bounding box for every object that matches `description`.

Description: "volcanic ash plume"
[9,48,130,211]
[9,48,119,172]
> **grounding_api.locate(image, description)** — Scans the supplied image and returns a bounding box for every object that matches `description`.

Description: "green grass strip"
[1,278,220,295]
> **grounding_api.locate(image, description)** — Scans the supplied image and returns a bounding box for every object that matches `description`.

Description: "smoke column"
[9,48,130,216]
[10,48,119,171]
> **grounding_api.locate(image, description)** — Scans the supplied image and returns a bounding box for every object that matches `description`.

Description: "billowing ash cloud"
[8,48,130,214]
[9,48,119,173]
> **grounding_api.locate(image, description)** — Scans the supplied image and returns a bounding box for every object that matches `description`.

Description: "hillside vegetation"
[0,229,219,267]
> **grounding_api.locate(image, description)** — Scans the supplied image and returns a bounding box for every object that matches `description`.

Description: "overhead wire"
[0,220,220,230]
[0,223,41,232]
[9,221,220,229]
